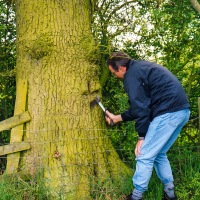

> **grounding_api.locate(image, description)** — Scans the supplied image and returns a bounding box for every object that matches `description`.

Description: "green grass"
[137,147,200,200]
[0,147,199,200]
[169,147,200,200]
[0,173,50,200]
[91,146,200,200]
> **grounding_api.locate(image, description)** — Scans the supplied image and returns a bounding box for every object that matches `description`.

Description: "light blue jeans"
[133,108,190,192]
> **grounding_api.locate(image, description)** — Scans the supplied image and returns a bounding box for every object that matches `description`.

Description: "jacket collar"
[125,59,132,71]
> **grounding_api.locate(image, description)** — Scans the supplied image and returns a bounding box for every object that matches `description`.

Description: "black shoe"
[162,191,177,200]
[125,193,133,200]
[125,193,142,200]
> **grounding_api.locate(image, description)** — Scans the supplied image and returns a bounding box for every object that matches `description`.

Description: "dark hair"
[106,51,131,71]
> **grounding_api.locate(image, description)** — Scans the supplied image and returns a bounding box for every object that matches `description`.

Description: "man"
[105,51,190,200]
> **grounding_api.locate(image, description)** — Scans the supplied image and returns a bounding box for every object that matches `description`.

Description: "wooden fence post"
[6,79,28,174]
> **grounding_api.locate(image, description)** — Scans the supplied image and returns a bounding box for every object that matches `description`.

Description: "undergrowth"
[0,173,50,200]
[0,147,199,199]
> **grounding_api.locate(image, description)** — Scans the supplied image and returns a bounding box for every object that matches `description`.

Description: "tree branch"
[107,0,137,22]
[190,0,200,15]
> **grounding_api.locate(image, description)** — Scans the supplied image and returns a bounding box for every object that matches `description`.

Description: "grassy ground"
[0,147,199,200]
[92,146,200,200]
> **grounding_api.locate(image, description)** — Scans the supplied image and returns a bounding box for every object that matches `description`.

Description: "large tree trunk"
[13,0,131,199]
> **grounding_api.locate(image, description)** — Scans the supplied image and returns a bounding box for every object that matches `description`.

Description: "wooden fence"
[0,79,31,174]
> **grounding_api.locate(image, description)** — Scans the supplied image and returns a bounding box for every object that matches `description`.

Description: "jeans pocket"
[168,109,189,127]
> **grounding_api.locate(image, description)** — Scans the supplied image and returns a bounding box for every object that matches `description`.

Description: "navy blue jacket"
[121,60,190,137]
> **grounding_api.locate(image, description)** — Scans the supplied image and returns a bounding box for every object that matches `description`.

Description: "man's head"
[106,51,131,79]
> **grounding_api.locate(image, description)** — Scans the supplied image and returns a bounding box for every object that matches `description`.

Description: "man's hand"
[105,110,122,125]
[135,139,144,157]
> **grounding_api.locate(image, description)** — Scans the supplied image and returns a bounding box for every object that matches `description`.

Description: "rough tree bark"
[13,0,131,199]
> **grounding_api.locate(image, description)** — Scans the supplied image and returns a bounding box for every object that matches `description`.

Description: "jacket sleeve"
[121,76,151,137]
